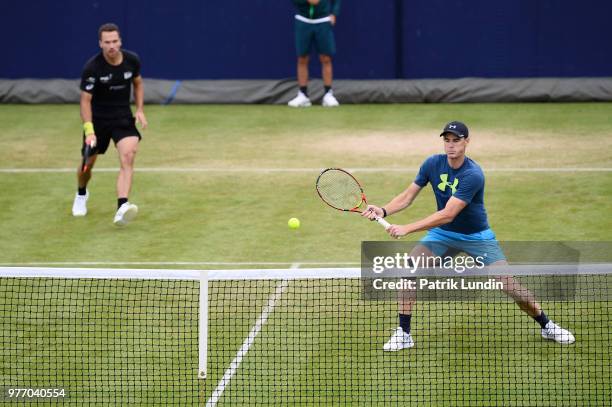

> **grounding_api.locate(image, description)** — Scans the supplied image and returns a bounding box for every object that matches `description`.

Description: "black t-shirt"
[80,50,141,119]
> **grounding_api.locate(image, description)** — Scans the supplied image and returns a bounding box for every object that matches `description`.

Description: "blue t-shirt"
[414,154,489,234]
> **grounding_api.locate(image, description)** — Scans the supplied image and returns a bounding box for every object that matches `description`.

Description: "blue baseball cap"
[440,121,469,138]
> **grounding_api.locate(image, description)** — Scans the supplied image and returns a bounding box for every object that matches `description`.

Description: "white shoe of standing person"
[322,90,339,107]
[288,91,312,107]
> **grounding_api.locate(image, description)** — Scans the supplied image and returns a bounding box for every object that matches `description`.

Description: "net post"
[198,269,208,379]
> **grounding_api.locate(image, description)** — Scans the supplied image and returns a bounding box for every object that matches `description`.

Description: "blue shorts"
[295,20,336,56]
[419,227,506,265]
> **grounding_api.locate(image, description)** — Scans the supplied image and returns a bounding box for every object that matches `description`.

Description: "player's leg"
[77,154,98,188]
[289,21,313,107]
[72,123,111,217]
[464,230,575,344]
[72,154,98,216]
[491,261,541,316]
[112,117,141,226]
[383,244,436,351]
[492,260,576,344]
[116,135,138,200]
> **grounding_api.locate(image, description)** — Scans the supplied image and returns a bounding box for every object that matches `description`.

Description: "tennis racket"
[81,143,94,173]
[316,168,391,229]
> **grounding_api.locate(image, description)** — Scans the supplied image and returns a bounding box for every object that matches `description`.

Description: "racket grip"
[375,216,391,229]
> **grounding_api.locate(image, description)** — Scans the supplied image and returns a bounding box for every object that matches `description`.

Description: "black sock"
[299,86,308,96]
[533,311,550,328]
[118,197,128,209]
[399,313,412,334]
[324,85,332,93]
[78,187,87,196]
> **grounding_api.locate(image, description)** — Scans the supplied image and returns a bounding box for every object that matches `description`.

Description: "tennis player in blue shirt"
[363,121,575,351]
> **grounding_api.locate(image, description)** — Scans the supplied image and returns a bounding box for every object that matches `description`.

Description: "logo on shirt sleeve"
[437,174,459,194]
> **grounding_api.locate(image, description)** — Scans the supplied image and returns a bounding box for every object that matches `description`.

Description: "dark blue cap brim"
[440,130,467,138]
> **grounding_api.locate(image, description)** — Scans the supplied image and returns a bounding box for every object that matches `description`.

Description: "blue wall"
[2,0,610,79]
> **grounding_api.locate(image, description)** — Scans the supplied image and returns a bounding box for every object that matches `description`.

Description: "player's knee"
[319,55,332,64]
[120,150,137,168]
[298,56,309,65]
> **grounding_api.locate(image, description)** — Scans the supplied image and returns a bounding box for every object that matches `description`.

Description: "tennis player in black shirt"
[72,23,147,226]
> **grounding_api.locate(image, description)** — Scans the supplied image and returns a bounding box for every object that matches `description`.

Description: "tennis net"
[0,266,610,405]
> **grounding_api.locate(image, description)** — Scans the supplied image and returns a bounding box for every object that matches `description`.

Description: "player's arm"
[329,0,340,24]
[362,182,422,220]
[331,0,340,17]
[80,91,96,146]
[133,75,148,129]
[387,196,467,238]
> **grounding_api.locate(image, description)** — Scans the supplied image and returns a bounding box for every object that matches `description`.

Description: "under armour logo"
[437,174,459,194]
[449,124,457,129]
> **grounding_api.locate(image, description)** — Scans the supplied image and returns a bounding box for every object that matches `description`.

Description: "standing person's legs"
[320,53,338,106]
[314,22,339,106]
[297,55,310,88]
[288,54,312,107]
[289,20,313,107]
[319,54,333,88]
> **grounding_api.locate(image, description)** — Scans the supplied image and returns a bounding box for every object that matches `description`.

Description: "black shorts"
[82,116,141,155]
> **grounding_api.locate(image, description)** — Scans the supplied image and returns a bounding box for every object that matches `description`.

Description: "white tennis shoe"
[383,327,414,351]
[322,90,339,107]
[541,321,575,344]
[288,91,312,107]
[113,202,138,226]
[72,191,89,217]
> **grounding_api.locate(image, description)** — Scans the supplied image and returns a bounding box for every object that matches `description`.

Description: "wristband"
[381,207,387,218]
[83,122,94,136]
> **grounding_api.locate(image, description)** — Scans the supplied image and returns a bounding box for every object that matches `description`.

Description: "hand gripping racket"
[316,168,391,229]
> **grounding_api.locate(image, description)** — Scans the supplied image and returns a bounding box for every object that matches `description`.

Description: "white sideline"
[1,167,611,173]
[204,264,297,407]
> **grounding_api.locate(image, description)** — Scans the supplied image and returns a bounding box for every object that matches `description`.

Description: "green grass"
[0,104,611,405]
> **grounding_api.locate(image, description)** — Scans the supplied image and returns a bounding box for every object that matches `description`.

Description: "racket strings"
[317,170,363,210]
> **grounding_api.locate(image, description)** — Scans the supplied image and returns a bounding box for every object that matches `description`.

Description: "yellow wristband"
[83,122,94,135]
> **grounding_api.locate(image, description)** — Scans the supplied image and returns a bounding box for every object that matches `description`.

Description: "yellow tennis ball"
[288,217,300,229]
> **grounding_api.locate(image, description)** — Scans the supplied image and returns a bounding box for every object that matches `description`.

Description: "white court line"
[1,167,611,173]
[205,263,297,407]
[0,261,358,267]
